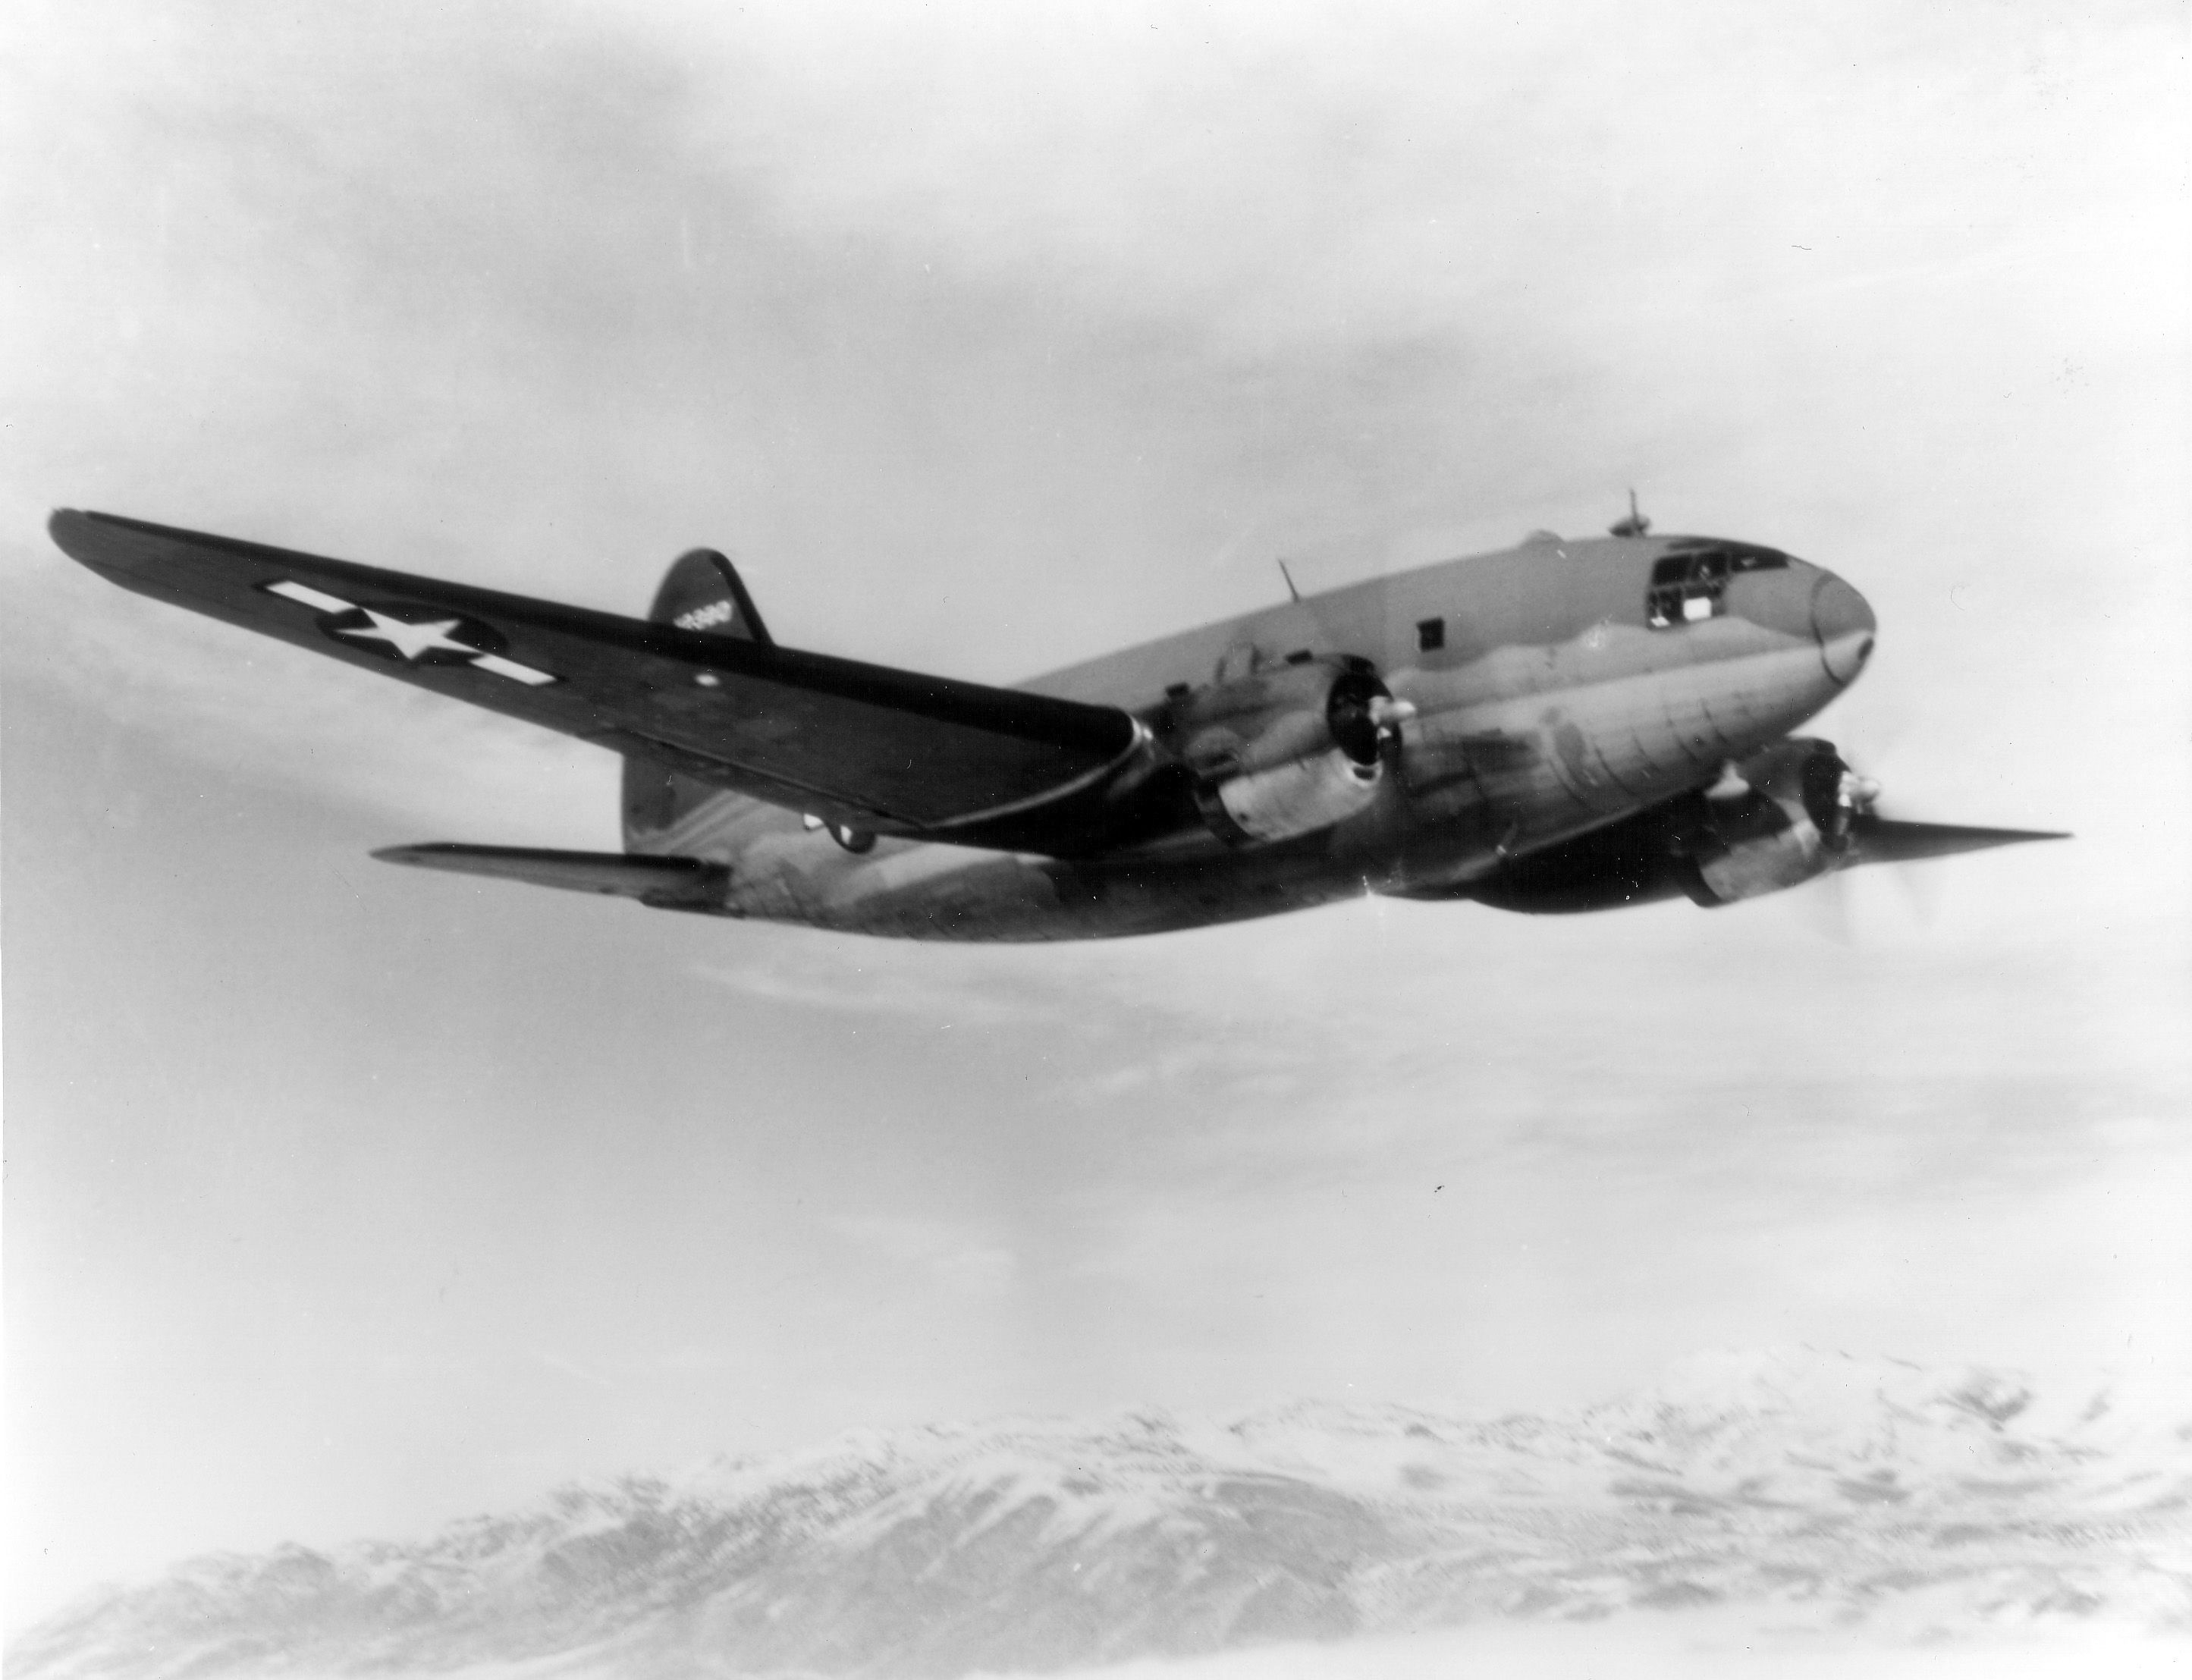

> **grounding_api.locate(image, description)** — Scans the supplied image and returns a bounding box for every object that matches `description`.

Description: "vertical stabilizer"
[623,548,770,846]
[646,547,773,645]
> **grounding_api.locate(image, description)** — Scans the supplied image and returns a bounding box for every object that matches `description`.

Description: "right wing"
[51,510,1151,849]
[1843,815,2070,865]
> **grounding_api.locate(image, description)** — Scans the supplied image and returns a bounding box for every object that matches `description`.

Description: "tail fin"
[623,548,771,846]
[647,547,773,645]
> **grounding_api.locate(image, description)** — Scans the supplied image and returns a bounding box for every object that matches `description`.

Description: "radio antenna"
[1276,558,1302,603]
[1608,488,1652,539]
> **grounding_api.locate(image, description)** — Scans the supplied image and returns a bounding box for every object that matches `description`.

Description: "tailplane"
[375,548,766,904]
[373,844,727,909]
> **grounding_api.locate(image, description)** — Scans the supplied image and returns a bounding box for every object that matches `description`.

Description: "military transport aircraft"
[49,506,2063,941]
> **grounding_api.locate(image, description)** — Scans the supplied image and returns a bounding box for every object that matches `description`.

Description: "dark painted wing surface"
[373,844,727,905]
[51,511,1140,840]
[1846,815,2071,864]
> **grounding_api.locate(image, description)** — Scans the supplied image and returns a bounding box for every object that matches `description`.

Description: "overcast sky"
[4,0,2187,1632]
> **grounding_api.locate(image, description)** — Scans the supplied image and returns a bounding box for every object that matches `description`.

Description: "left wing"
[50,510,1149,849]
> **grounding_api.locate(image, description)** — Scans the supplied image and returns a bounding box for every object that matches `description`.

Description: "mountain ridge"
[14,1349,2190,1678]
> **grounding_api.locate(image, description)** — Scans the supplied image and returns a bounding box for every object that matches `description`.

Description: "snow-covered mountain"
[14,1350,2190,1678]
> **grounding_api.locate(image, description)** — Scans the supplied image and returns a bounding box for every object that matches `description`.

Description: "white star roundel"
[336,608,482,661]
[262,579,557,686]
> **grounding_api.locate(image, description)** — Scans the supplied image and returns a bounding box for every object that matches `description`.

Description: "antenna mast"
[1608,489,1652,539]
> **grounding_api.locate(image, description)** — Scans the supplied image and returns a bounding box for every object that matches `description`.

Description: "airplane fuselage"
[625,532,1877,939]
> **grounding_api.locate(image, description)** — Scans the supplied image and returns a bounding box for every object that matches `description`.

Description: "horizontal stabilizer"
[1847,817,2070,865]
[372,844,728,906]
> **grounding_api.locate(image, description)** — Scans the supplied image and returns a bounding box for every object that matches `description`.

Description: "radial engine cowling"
[1173,657,1403,846]
[1681,737,1864,905]
[1459,736,1867,914]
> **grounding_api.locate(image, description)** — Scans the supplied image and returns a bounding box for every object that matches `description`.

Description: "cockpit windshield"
[1646,541,1789,628]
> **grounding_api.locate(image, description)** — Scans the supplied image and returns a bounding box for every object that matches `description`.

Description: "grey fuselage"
[625,532,1877,940]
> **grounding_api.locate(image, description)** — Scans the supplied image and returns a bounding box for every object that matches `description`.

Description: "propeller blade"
[1785,864,1857,944]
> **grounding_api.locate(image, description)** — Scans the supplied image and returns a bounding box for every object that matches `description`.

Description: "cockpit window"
[1646,542,1788,627]
[1647,552,1726,626]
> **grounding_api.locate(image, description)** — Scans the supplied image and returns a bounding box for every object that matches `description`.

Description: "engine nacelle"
[1688,810,1826,902]
[1681,737,1858,905]
[1201,749,1383,846]
[1459,737,1864,913]
[1170,657,1399,846]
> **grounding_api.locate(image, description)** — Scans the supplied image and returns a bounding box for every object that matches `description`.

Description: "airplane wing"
[49,510,1146,846]
[1843,814,2069,864]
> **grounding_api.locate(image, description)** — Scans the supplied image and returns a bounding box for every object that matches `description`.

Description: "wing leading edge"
[50,510,1149,848]
[1845,815,2070,864]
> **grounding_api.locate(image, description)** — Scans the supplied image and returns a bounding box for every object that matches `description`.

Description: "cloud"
[687,947,1072,1026]
[6,0,2184,1631]
[533,1350,614,1390]
[832,1214,1020,1297]
[14,0,2184,873]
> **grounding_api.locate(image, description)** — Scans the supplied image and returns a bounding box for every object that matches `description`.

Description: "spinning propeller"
[1813,746,2065,940]
[1707,740,2066,939]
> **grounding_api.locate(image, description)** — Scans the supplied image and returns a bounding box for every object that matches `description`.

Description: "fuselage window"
[1164,681,1192,700]
[1647,551,1732,628]
[1417,617,1445,652]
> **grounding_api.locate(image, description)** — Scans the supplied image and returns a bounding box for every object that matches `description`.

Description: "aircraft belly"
[633,786,1360,940]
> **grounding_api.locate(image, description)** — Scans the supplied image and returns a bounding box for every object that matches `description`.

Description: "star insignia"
[260,579,558,686]
[336,609,482,661]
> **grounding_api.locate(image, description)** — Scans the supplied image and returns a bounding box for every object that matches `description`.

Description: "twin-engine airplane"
[50,506,2063,941]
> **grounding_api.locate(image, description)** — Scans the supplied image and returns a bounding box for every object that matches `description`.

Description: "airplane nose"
[1810,571,1876,685]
